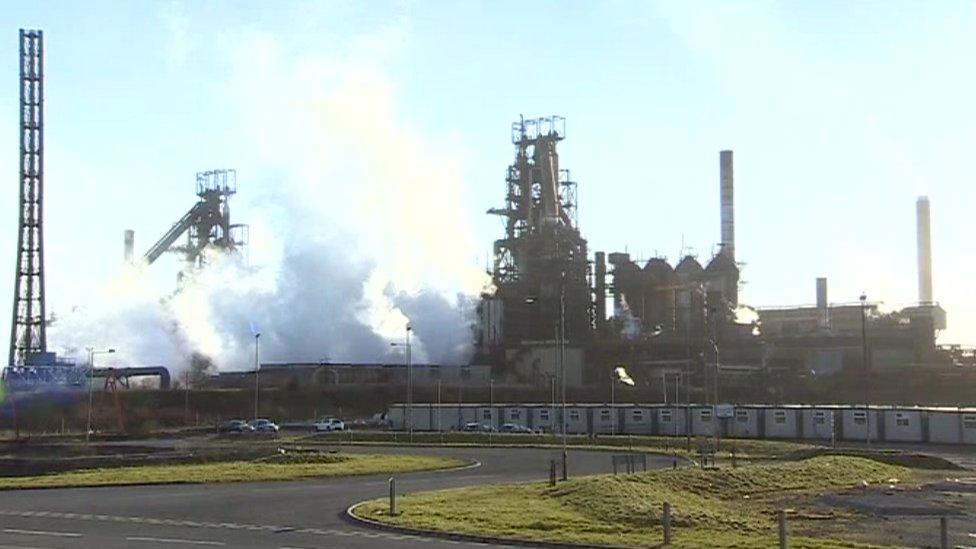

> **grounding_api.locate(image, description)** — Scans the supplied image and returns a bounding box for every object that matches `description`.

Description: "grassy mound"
[0,453,465,490]
[356,456,907,548]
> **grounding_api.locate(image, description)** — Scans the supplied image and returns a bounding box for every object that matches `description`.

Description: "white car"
[314,417,345,432]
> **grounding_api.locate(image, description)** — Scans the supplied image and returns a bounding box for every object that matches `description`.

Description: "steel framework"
[8,30,46,366]
[143,169,247,269]
[485,116,591,346]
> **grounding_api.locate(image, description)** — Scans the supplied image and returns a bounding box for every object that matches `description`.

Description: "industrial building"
[474,117,953,401]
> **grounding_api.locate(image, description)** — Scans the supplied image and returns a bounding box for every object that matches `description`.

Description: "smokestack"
[124,230,134,263]
[594,252,606,331]
[720,150,734,259]
[916,196,933,304]
[816,277,829,329]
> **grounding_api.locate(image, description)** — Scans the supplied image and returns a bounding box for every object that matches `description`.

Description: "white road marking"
[126,536,225,546]
[3,528,81,538]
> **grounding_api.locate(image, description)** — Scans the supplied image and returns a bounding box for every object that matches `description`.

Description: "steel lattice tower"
[8,30,46,366]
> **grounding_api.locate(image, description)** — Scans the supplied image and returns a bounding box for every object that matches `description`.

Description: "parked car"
[218,419,254,434]
[248,418,279,433]
[314,417,346,432]
[462,422,496,432]
[499,423,534,434]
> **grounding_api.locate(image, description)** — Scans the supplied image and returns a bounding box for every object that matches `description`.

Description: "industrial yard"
[2,3,976,548]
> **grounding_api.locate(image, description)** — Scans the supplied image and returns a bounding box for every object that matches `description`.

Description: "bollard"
[778,510,787,549]
[549,459,557,487]
[562,450,568,481]
[389,477,397,516]
[940,516,948,549]
[662,501,672,545]
[672,452,677,470]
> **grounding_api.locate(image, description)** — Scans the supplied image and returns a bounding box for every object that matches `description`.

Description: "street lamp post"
[391,325,413,442]
[86,347,116,442]
[610,370,615,436]
[525,289,568,480]
[253,333,261,421]
[860,293,870,447]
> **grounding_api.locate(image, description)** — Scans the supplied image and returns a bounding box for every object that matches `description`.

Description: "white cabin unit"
[475,406,498,429]
[730,406,761,438]
[841,408,880,441]
[502,406,529,427]
[656,406,688,436]
[691,406,719,436]
[623,406,654,435]
[530,406,558,432]
[564,407,588,434]
[764,407,800,439]
[927,410,962,444]
[591,406,618,434]
[884,409,924,442]
[800,408,836,440]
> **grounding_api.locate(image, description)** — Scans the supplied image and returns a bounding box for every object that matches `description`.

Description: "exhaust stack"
[916,197,933,304]
[124,229,134,263]
[720,150,734,259]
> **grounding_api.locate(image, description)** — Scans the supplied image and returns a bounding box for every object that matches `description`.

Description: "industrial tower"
[143,169,246,270]
[480,116,591,350]
[8,30,46,367]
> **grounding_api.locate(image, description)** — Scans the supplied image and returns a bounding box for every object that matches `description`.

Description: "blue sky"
[1,1,974,367]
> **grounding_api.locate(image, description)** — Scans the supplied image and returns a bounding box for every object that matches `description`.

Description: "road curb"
[344,501,623,548]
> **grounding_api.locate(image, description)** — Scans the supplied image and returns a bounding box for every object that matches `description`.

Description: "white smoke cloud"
[48,22,489,371]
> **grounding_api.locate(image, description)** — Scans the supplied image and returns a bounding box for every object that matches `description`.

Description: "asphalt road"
[0,446,679,548]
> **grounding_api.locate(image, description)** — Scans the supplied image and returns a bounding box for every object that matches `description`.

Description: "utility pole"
[253,332,260,421]
[860,293,870,447]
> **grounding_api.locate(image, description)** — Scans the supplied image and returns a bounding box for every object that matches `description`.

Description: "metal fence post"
[662,501,672,545]
[549,459,557,487]
[389,477,397,516]
[778,510,787,549]
[940,516,948,549]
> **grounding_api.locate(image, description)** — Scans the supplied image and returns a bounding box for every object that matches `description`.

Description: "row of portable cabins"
[386,404,976,444]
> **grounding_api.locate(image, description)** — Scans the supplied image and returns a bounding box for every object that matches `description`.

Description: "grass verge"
[354,455,910,548]
[298,431,814,461]
[0,452,466,490]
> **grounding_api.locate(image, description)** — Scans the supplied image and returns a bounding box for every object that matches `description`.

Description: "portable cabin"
[622,406,654,435]
[565,406,589,434]
[883,408,924,443]
[963,411,976,444]
[800,407,837,440]
[691,406,720,436]
[431,404,468,431]
[927,408,962,444]
[841,408,880,441]
[763,406,801,439]
[502,406,530,428]
[656,406,689,436]
[475,406,498,430]
[591,406,618,434]
[730,405,761,438]
[530,406,558,433]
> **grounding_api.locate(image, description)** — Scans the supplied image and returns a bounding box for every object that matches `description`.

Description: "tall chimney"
[720,150,734,259]
[124,229,134,263]
[916,196,933,304]
[816,277,829,329]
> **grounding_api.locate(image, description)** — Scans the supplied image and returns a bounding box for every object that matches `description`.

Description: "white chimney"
[916,197,933,304]
[124,229,134,263]
[720,150,734,259]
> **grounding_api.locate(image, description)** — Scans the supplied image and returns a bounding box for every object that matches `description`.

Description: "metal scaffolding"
[482,116,591,349]
[143,169,247,270]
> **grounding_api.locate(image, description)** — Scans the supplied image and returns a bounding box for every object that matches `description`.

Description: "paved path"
[0,445,677,548]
